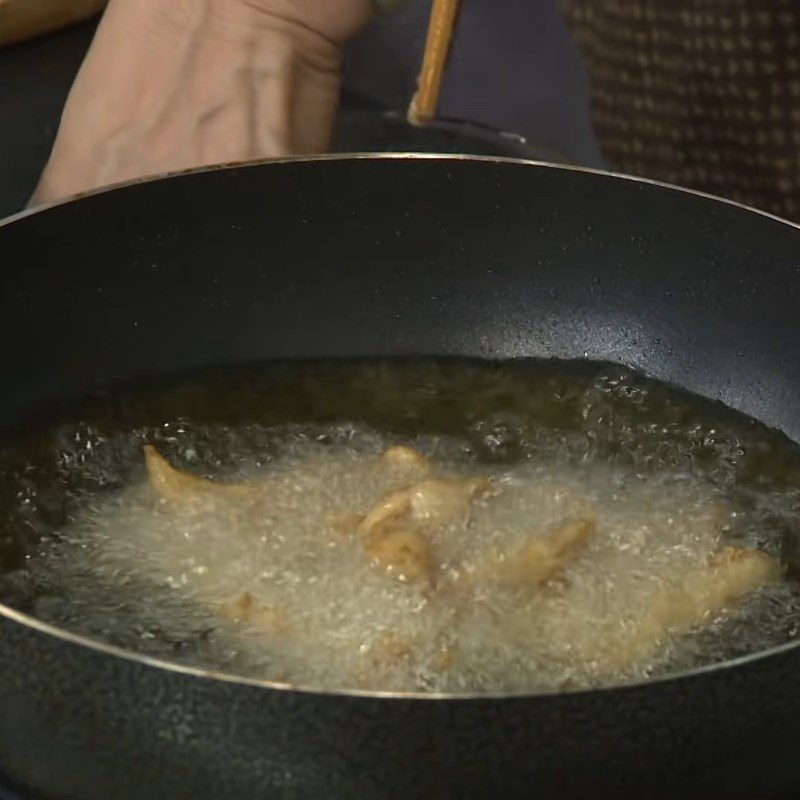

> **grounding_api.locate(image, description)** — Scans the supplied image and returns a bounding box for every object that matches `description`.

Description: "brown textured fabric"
[560,0,800,221]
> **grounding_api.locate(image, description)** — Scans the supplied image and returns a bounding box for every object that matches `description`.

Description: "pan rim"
[3,151,800,233]
[2,152,799,700]
[1,591,798,700]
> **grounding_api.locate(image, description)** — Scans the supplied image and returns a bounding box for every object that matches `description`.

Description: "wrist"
[221,0,373,46]
[130,0,345,68]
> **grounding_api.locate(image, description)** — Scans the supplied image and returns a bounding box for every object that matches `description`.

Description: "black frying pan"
[1,155,800,800]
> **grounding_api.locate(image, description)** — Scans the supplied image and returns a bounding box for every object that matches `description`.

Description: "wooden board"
[0,0,106,47]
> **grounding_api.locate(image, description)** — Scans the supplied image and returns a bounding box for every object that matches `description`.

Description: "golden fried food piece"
[143,445,257,505]
[357,476,490,537]
[356,489,411,536]
[433,646,454,672]
[364,526,434,583]
[372,632,415,664]
[332,447,431,538]
[355,632,416,688]
[660,546,781,625]
[380,444,431,474]
[595,546,781,669]
[353,473,488,585]
[355,635,455,688]
[329,512,366,535]
[217,592,290,634]
[465,517,597,590]
[410,477,491,525]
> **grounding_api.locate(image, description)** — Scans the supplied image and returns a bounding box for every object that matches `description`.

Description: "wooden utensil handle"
[407,0,461,127]
[0,0,107,48]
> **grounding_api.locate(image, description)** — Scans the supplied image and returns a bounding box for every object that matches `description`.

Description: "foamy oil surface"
[2,359,800,693]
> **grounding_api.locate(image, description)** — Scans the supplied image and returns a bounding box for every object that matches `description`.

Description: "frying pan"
[1,155,800,800]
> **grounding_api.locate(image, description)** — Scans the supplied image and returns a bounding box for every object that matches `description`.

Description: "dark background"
[0,21,96,215]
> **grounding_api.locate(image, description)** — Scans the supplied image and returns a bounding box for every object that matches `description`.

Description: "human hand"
[33,0,372,204]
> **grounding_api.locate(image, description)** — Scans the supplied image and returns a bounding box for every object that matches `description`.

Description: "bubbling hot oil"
[3,360,800,693]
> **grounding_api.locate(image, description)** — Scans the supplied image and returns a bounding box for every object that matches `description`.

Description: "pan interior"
[1,356,800,694]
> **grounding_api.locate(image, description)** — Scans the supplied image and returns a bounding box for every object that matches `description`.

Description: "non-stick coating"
[1,156,800,799]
